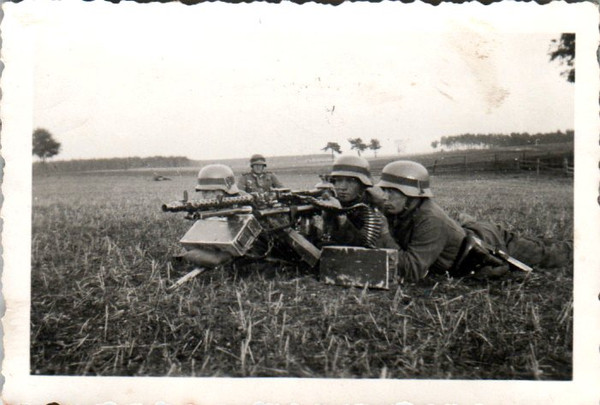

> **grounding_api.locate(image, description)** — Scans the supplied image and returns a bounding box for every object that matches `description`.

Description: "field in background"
[35,142,573,179]
[30,169,573,378]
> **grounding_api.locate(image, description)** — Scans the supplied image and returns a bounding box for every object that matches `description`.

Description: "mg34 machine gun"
[162,188,330,270]
[162,187,390,290]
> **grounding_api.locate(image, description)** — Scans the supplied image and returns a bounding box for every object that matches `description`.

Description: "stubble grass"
[30,171,573,379]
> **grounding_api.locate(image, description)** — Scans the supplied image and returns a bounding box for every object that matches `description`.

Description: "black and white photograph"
[2,1,599,403]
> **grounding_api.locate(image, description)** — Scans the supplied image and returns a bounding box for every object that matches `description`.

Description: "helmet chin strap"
[398,197,420,217]
[357,188,366,200]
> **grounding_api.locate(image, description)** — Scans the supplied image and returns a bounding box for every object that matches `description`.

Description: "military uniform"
[386,199,465,281]
[386,201,572,282]
[377,160,572,282]
[319,155,397,249]
[237,171,283,193]
[322,193,397,249]
[458,215,572,271]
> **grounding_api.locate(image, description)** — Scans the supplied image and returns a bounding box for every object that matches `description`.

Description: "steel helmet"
[195,164,239,195]
[250,154,267,166]
[376,160,433,197]
[330,155,373,186]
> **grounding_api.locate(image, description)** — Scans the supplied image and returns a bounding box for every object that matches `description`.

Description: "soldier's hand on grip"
[305,195,342,211]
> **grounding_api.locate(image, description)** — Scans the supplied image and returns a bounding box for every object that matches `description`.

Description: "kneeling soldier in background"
[376,160,572,282]
[237,154,284,193]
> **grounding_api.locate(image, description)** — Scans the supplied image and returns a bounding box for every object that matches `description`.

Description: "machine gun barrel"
[162,189,325,214]
[161,201,188,212]
[161,194,255,213]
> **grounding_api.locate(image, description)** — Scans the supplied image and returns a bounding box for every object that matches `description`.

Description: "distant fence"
[423,150,573,176]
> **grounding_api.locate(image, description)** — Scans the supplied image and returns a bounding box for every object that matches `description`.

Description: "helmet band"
[331,164,370,176]
[198,176,235,188]
[381,172,429,190]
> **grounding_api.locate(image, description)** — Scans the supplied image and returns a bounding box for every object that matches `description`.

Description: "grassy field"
[30,169,573,379]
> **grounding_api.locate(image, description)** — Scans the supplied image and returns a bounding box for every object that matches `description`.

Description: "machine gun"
[162,188,323,221]
[162,188,329,272]
[163,187,385,247]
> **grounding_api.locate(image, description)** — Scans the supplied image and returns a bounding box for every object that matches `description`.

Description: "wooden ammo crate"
[180,214,262,257]
[319,246,398,290]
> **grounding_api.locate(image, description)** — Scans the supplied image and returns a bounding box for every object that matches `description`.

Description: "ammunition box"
[319,246,398,290]
[180,214,262,257]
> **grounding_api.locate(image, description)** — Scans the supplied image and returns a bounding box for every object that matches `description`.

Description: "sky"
[12,1,575,161]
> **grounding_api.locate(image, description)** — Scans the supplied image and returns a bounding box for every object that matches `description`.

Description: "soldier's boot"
[457,213,478,226]
[507,235,572,269]
[474,264,510,279]
[538,239,573,268]
[171,247,234,269]
[182,248,234,268]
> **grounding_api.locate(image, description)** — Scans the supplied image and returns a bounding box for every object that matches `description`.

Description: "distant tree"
[321,142,342,160]
[431,140,439,149]
[32,128,61,162]
[368,139,382,157]
[348,138,368,156]
[549,33,575,83]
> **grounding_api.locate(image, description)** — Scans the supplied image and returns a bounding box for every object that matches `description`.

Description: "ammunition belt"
[349,205,383,249]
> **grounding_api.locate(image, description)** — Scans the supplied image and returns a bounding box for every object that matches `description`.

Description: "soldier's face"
[380,187,408,215]
[331,176,363,203]
[198,189,226,199]
[252,164,265,174]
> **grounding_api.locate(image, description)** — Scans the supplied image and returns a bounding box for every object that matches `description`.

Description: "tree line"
[34,155,193,172]
[430,130,574,150]
[32,128,193,172]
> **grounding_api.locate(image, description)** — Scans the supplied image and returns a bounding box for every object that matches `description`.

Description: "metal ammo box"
[179,214,262,257]
[319,246,398,290]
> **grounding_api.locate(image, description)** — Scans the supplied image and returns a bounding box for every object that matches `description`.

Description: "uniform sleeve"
[237,174,248,192]
[326,210,398,248]
[324,215,364,246]
[375,214,400,250]
[396,215,448,282]
[271,173,284,188]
